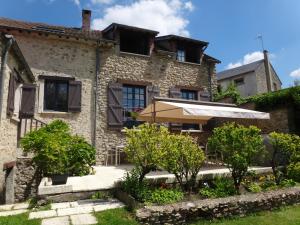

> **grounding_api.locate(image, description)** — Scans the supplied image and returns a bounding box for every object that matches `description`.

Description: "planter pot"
[51,174,68,185]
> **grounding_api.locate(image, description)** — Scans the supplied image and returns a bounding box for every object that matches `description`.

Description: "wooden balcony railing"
[17,118,47,146]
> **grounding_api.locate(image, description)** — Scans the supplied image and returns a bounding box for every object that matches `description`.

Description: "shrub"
[269,132,300,184]
[124,123,168,183]
[208,122,264,193]
[279,179,297,188]
[143,188,184,205]
[121,168,150,202]
[213,83,243,104]
[159,134,205,192]
[287,162,300,182]
[21,120,95,176]
[248,183,262,193]
[199,177,236,198]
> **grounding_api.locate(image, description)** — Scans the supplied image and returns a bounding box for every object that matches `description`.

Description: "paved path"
[0,199,124,225]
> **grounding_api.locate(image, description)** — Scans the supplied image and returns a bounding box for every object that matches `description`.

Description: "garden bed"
[136,186,300,225]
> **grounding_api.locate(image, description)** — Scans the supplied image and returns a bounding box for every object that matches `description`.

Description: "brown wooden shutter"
[7,74,17,115]
[20,84,36,118]
[107,82,123,128]
[199,91,210,102]
[169,86,181,99]
[169,86,182,130]
[68,80,82,112]
[146,85,160,105]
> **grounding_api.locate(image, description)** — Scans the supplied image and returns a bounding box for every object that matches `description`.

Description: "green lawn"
[1,205,300,225]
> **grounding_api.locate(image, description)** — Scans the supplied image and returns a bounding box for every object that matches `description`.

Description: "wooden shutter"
[169,86,182,130]
[107,82,123,128]
[146,85,160,105]
[199,91,210,102]
[20,84,36,118]
[169,86,181,99]
[7,74,17,115]
[68,80,82,112]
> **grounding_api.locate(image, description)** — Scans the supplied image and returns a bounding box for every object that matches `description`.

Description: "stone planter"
[114,189,143,210]
[51,174,68,185]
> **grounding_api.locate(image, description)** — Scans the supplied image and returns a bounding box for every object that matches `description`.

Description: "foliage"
[269,132,300,184]
[214,83,243,104]
[95,208,139,225]
[279,179,297,188]
[287,162,300,182]
[243,86,300,110]
[159,134,205,192]
[21,120,95,176]
[67,135,96,176]
[208,122,264,193]
[143,188,184,205]
[247,183,262,193]
[91,191,111,200]
[199,177,236,198]
[121,168,150,202]
[124,123,168,183]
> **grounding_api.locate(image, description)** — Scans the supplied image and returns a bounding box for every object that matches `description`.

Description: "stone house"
[217,51,282,97]
[0,34,35,203]
[0,10,220,203]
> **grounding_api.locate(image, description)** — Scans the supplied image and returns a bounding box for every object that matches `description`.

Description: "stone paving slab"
[0,204,14,211]
[13,203,29,210]
[41,216,70,225]
[0,209,28,217]
[29,210,57,219]
[93,202,124,212]
[57,206,93,217]
[51,202,71,210]
[70,213,97,225]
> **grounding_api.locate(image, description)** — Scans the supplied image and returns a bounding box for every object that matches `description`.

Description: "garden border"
[136,186,300,225]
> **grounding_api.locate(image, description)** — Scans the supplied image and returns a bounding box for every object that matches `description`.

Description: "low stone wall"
[136,187,300,225]
[14,157,41,202]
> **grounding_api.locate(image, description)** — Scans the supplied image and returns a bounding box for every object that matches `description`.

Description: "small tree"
[124,123,168,183]
[270,132,300,183]
[208,122,264,193]
[159,134,205,192]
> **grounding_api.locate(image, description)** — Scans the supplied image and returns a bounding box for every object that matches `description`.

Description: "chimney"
[82,9,91,31]
[263,50,272,92]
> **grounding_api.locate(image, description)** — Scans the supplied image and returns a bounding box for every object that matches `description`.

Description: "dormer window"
[177,50,185,62]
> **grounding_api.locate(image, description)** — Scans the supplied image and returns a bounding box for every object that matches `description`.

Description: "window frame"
[177,49,186,62]
[234,78,245,86]
[122,84,146,128]
[180,89,199,130]
[43,79,69,112]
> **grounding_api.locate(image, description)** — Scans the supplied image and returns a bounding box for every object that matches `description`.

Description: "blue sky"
[1,0,300,87]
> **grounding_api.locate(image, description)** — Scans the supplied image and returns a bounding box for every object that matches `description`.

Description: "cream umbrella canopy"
[138,98,270,124]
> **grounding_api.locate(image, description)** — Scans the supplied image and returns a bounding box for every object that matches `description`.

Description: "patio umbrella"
[138,98,270,124]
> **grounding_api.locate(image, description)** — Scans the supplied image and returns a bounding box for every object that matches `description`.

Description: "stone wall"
[0,39,32,204]
[11,32,96,144]
[14,157,41,203]
[256,63,282,94]
[96,49,216,163]
[136,187,300,225]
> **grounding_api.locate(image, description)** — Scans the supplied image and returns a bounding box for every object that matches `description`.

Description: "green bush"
[287,162,300,182]
[248,183,262,193]
[279,179,297,188]
[121,168,150,202]
[199,177,236,198]
[208,122,264,193]
[124,123,168,183]
[269,132,300,184]
[159,134,205,192]
[143,188,184,205]
[21,120,95,176]
[213,83,243,104]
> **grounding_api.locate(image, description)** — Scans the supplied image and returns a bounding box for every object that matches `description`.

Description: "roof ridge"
[218,59,264,75]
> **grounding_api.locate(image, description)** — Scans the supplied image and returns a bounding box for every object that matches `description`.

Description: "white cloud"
[226,51,265,69]
[91,0,113,4]
[92,0,194,36]
[72,0,80,6]
[290,68,300,78]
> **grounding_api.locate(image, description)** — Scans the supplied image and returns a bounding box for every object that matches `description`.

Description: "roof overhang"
[138,97,270,124]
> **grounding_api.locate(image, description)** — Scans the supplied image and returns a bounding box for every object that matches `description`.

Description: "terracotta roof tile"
[0,17,102,40]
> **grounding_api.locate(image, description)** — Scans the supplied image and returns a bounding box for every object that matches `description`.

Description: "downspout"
[0,35,13,122]
[92,42,100,147]
[207,62,213,102]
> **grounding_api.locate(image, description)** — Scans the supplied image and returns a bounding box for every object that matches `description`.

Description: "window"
[234,78,244,86]
[181,89,198,100]
[180,89,199,130]
[44,80,68,112]
[177,50,185,62]
[120,30,150,55]
[122,85,146,128]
